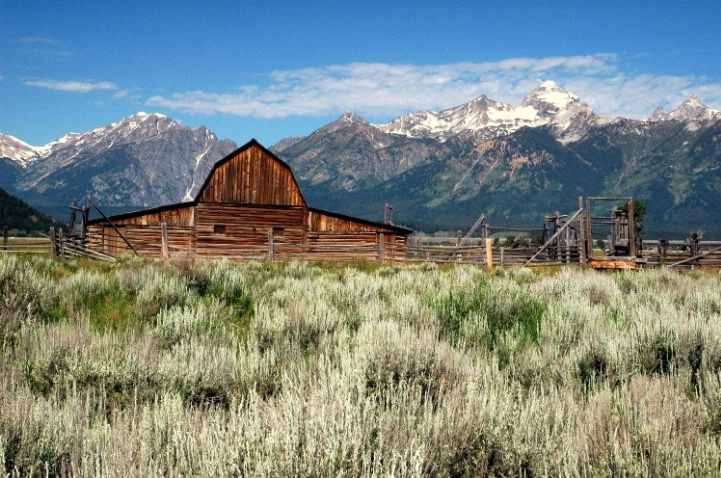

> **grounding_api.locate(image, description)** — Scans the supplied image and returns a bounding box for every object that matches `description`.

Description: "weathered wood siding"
[194,204,304,259]
[196,145,305,206]
[98,206,194,227]
[85,224,192,258]
[306,209,401,233]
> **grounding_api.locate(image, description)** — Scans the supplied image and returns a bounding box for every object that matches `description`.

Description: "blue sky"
[1,0,720,147]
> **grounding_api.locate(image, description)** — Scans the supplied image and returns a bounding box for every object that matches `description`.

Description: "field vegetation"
[1,254,721,477]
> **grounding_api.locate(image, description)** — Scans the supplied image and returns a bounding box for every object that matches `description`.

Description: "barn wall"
[306,209,402,233]
[97,206,195,227]
[299,231,408,262]
[196,145,305,207]
[194,204,304,259]
[85,224,192,258]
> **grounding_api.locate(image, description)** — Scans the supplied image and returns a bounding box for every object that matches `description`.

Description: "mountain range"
[2,81,720,235]
[0,113,237,217]
[271,81,721,234]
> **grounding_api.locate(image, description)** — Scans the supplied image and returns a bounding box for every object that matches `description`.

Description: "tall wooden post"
[81,205,90,244]
[384,204,393,224]
[3,226,8,251]
[578,196,586,264]
[610,206,618,255]
[68,200,77,235]
[58,228,66,258]
[161,222,170,260]
[586,197,593,258]
[50,227,57,257]
[268,228,275,261]
[379,233,385,263]
[485,238,493,269]
[628,199,636,258]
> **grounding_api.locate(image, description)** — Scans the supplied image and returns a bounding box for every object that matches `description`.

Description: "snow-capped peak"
[1,112,188,170]
[647,106,670,122]
[375,80,599,142]
[0,133,41,167]
[132,112,168,120]
[668,95,720,122]
[339,112,366,124]
[34,132,83,158]
[521,81,581,117]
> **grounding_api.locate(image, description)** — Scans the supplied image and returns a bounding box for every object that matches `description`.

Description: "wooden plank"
[161,222,169,260]
[589,257,637,270]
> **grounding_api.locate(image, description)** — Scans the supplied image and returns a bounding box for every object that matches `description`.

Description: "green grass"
[1,256,721,476]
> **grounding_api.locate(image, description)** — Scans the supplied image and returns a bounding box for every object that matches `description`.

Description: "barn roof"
[88,139,412,234]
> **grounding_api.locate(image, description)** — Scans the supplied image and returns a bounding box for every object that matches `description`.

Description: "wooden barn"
[84,139,411,262]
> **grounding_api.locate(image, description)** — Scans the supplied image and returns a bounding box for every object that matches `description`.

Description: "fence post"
[578,196,586,264]
[500,246,505,267]
[268,228,275,261]
[379,233,385,263]
[628,199,636,258]
[50,227,57,257]
[585,197,593,258]
[58,228,66,258]
[485,238,493,269]
[161,222,170,260]
[3,226,7,251]
[81,205,89,244]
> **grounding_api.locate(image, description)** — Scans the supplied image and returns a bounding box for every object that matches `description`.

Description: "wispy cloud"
[24,79,119,93]
[9,37,75,58]
[147,54,721,120]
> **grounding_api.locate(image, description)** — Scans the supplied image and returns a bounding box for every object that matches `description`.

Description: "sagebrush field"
[1,255,721,477]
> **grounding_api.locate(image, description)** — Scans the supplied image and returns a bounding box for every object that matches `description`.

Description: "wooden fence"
[641,240,721,269]
[0,226,50,254]
[3,223,721,270]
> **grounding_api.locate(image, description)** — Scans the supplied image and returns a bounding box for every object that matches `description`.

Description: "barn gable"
[195,139,306,207]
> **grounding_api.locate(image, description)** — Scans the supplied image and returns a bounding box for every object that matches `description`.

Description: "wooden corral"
[83,140,411,262]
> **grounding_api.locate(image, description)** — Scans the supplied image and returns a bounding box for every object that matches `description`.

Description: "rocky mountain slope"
[272,84,721,233]
[1,113,237,217]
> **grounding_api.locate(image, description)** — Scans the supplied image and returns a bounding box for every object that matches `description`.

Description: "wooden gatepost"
[584,196,642,270]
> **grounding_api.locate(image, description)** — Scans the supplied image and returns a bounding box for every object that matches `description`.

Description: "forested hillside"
[0,186,57,235]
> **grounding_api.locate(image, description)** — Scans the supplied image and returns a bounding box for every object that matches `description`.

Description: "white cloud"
[146,55,721,120]
[24,79,118,93]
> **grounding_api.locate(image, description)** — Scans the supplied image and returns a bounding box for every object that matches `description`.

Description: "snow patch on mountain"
[375,80,605,143]
[0,134,41,167]
[647,96,720,124]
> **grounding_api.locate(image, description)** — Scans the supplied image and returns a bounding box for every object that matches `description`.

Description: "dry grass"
[1,255,721,476]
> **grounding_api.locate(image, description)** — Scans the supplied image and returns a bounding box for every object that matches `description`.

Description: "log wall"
[97,205,195,227]
[194,204,304,259]
[85,224,193,258]
[306,209,402,233]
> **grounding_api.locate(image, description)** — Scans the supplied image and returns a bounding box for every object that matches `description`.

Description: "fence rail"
[3,225,721,269]
[1,237,52,254]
